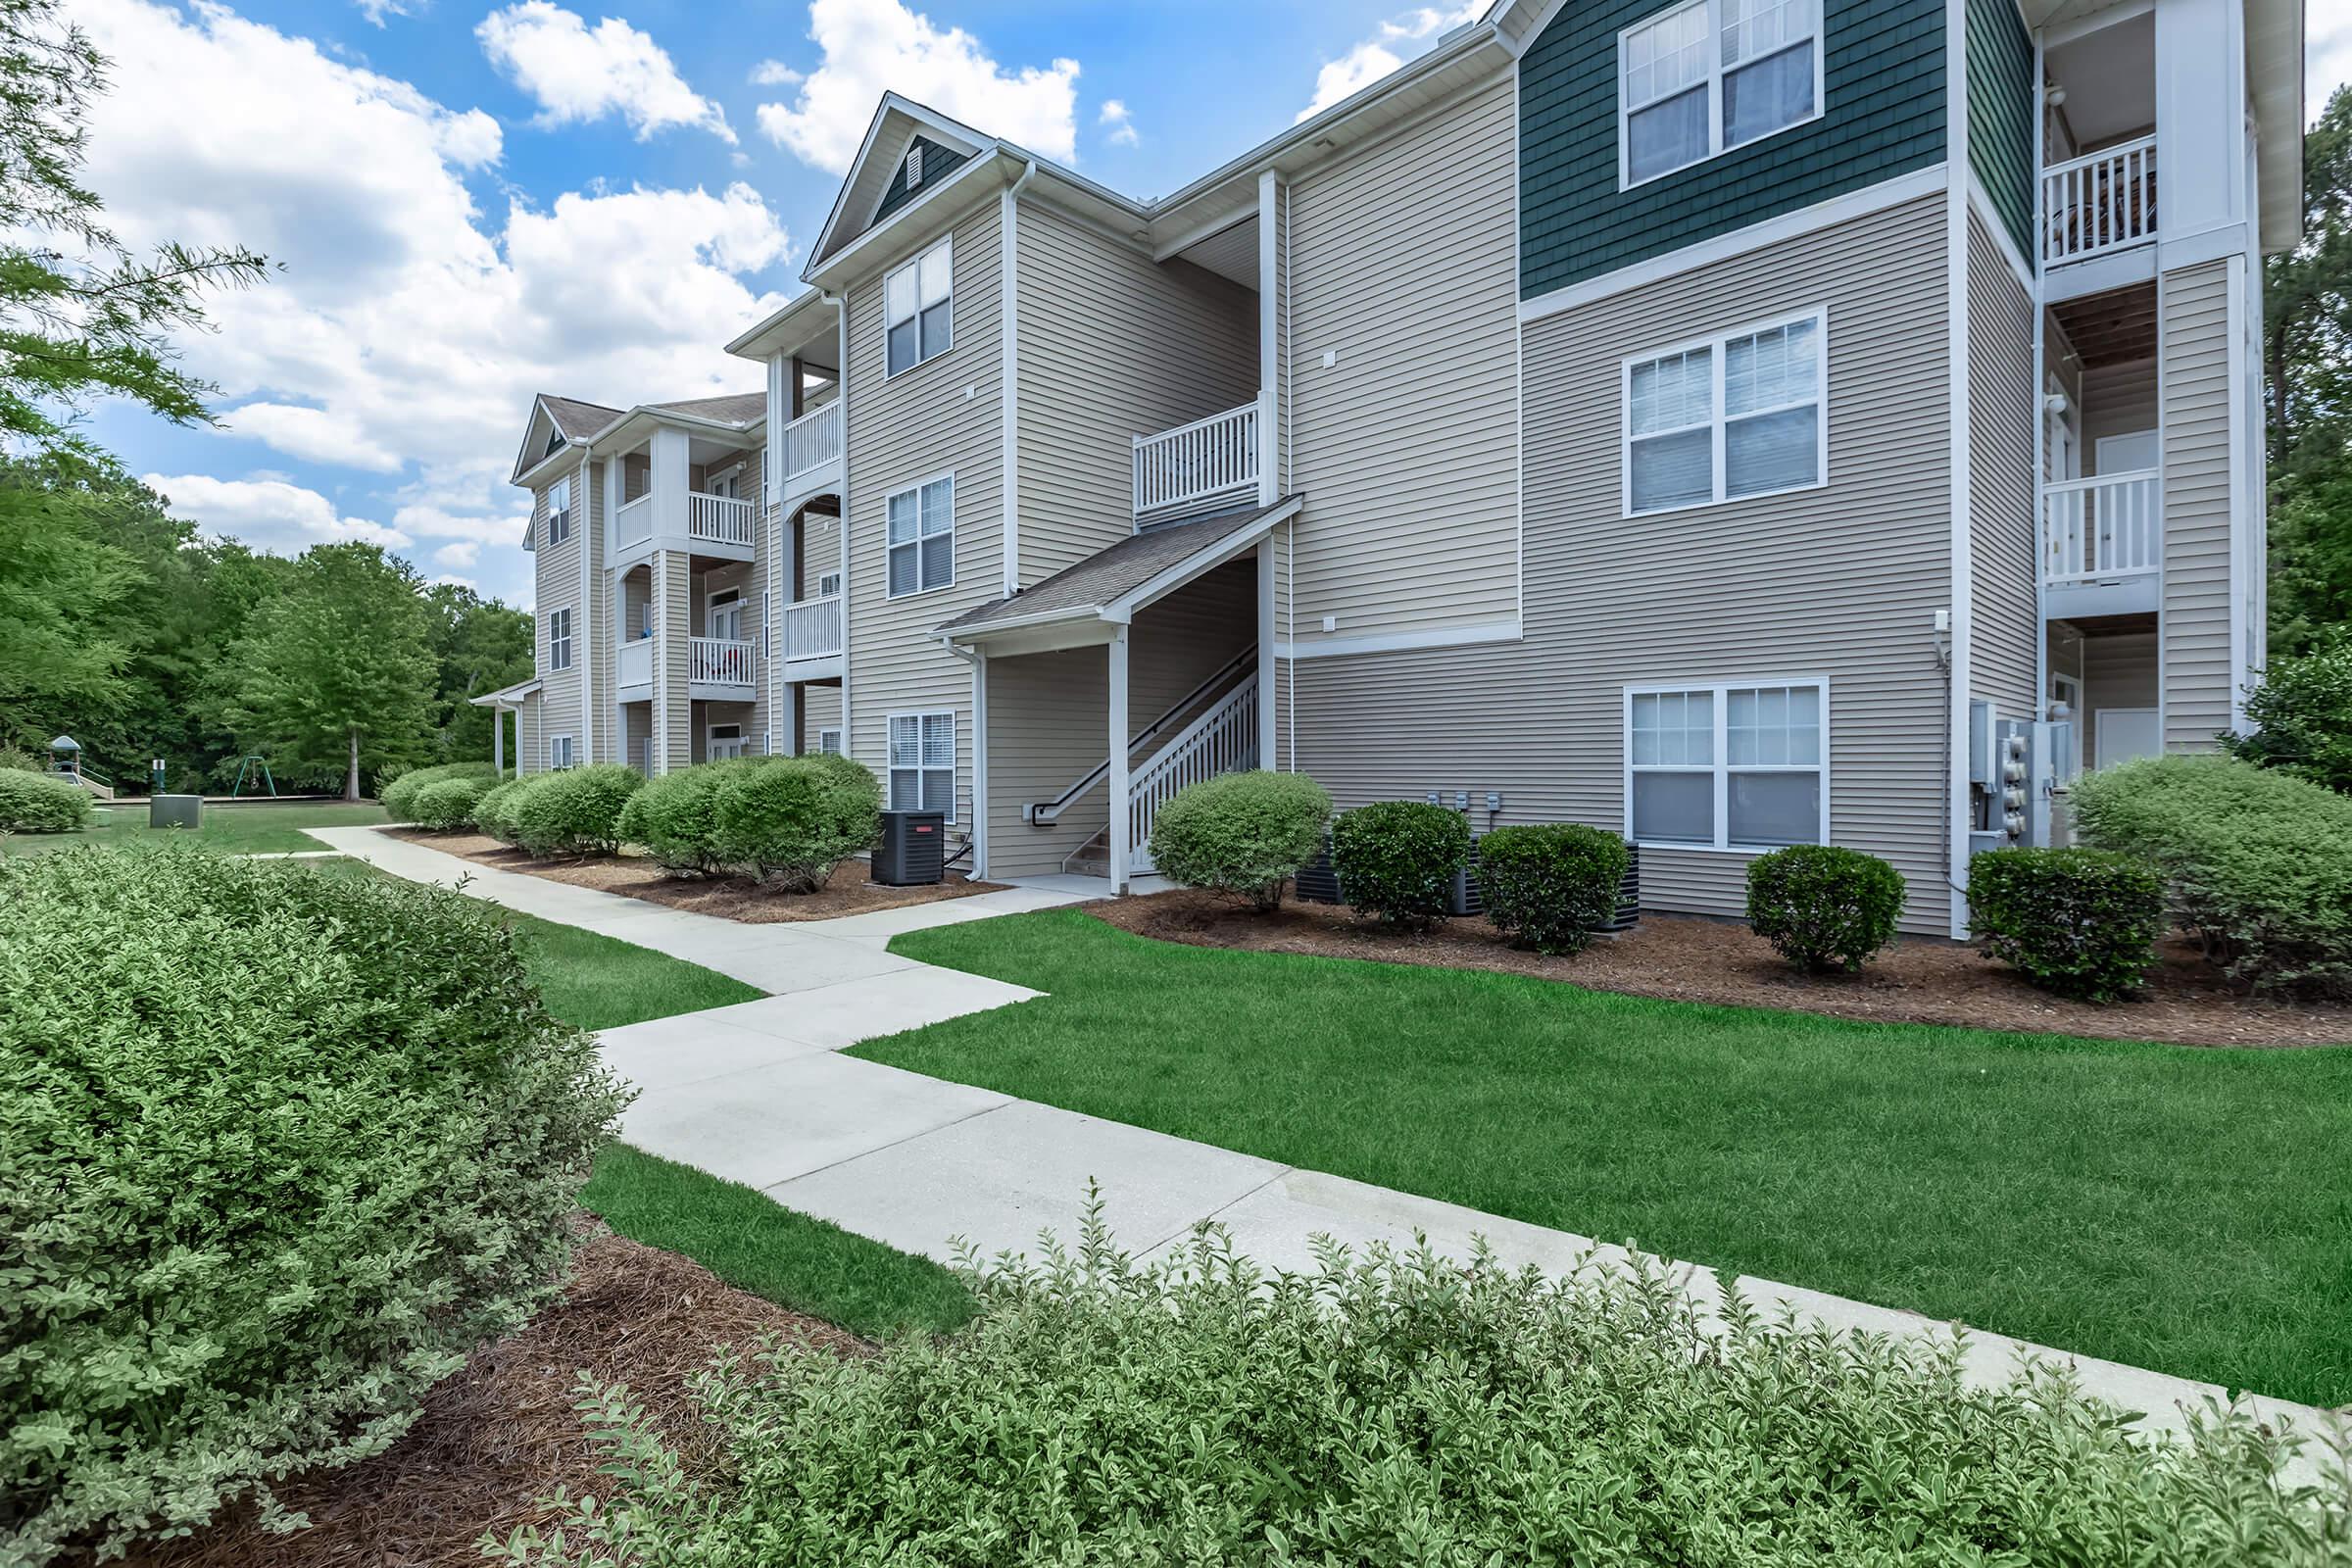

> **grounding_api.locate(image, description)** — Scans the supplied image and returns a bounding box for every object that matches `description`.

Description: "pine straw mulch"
[386,829,1003,923]
[119,1226,859,1568]
[1092,889,2352,1050]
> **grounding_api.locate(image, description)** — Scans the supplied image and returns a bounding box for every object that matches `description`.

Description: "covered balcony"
[2042,280,2161,620]
[781,590,843,683]
[2039,11,2156,292]
[603,412,763,569]
[1133,397,1265,527]
[774,397,843,506]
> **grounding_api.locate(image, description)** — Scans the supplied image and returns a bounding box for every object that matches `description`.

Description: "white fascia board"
[725,289,840,363]
[806,94,998,271]
[510,397,571,486]
[803,151,1012,291]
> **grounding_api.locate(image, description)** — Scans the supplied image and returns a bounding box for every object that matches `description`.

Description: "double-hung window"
[886,475,954,596]
[1627,680,1828,850]
[548,734,577,771]
[885,238,953,375]
[888,711,955,818]
[1620,0,1821,186]
[816,727,843,756]
[1625,310,1825,515]
[545,474,572,545]
[546,607,573,671]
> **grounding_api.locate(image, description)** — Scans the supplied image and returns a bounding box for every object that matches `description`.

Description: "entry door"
[709,723,746,760]
[2094,430,2158,475]
[2094,708,2161,769]
[709,589,744,642]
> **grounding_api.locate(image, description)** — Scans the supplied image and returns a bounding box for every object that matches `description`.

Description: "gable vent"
[905,144,923,187]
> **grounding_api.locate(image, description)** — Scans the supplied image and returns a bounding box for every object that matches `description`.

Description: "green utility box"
[150,794,203,830]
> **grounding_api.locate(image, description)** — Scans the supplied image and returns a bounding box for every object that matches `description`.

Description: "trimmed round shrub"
[1329,800,1470,929]
[2072,754,2352,997]
[409,773,493,832]
[2222,636,2352,795]
[0,769,94,833]
[1968,847,2164,1003]
[1148,770,1333,911]
[483,1200,2352,1565]
[617,760,746,876]
[472,775,531,844]
[1478,822,1629,956]
[379,760,498,822]
[711,754,882,891]
[0,845,628,1562]
[511,763,644,858]
[1745,845,1906,973]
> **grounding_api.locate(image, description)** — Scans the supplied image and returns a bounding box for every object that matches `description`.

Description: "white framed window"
[816,727,843,756]
[548,734,577,771]
[886,475,955,597]
[818,569,842,597]
[545,607,573,671]
[1625,679,1828,851]
[760,589,770,659]
[545,473,572,545]
[887,710,956,820]
[709,723,746,760]
[1624,309,1826,516]
[1620,0,1822,188]
[885,237,953,376]
[708,587,744,642]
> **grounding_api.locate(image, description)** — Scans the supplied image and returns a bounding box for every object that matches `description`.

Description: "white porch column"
[1255,537,1277,771]
[492,708,505,776]
[650,426,691,540]
[1107,626,1130,894]
[1257,170,1280,507]
[787,682,805,756]
[971,648,989,880]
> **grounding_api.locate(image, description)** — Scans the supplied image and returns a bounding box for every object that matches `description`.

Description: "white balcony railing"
[1133,400,1259,521]
[689,491,756,548]
[2041,135,2157,267]
[616,636,653,689]
[613,492,654,550]
[2043,470,2161,587]
[781,401,842,482]
[690,636,758,686]
[783,593,843,662]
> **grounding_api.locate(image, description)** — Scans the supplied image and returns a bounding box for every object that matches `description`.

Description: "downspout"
[578,435,596,766]
[1002,160,1039,599]
[940,633,986,879]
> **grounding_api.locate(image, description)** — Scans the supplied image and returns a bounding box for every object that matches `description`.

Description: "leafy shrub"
[1477,822,1628,956]
[511,763,643,858]
[1968,847,2165,1003]
[0,845,628,1562]
[2223,636,2352,794]
[409,773,493,832]
[0,769,93,833]
[711,754,881,891]
[617,760,746,876]
[472,776,531,844]
[1745,845,1906,973]
[1148,770,1333,911]
[2072,754,2352,997]
[0,743,43,772]
[1329,800,1470,929]
[484,1197,2352,1568]
[380,760,498,822]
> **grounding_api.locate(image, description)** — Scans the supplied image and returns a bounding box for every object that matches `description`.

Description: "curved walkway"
[311,825,2344,1469]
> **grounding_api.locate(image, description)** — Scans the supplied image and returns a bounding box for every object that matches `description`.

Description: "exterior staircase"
[1052,673,1260,880]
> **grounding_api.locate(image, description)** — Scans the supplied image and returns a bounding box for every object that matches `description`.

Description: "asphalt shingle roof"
[541,394,622,440]
[649,392,766,425]
[936,499,1290,637]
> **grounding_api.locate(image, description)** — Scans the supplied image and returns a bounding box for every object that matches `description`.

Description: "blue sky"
[73,0,1492,608]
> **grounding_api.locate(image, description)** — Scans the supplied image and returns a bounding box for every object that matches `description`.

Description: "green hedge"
[410,773,493,832]
[711,755,881,892]
[510,763,644,858]
[2223,637,2352,794]
[1477,822,1628,956]
[379,760,499,822]
[2072,755,2352,997]
[1968,847,2165,1003]
[1148,770,1333,911]
[481,1200,2352,1566]
[1330,801,1470,930]
[472,776,530,844]
[1745,845,1906,973]
[0,846,627,1562]
[616,761,747,875]
[0,770,93,833]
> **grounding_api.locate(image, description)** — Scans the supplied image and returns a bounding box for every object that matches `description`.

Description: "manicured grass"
[583,1144,977,1340]
[0,799,391,857]
[503,906,763,1031]
[866,910,2352,1407]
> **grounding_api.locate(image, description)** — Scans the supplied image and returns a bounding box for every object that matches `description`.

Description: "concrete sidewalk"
[318,825,2345,1467]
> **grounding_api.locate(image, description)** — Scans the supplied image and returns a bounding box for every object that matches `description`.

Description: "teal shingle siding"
[873,137,971,226]
[1520,0,1946,297]
[1965,0,2036,261]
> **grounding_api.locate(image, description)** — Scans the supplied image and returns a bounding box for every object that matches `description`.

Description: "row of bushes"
[379,760,503,826]
[0,769,94,833]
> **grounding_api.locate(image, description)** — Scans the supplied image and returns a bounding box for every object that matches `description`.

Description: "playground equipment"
[48,736,117,801]
[228,755,278,798]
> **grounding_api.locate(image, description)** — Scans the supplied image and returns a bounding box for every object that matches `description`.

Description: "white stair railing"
[1133,401,1259,522]
[1128,682,1259,875]
[2041,136,2157,266]
[2042,470,2162,587]
[783,593,843,661]
[690,637,758,686]
[781,401,842,481]
[688,492,756,547]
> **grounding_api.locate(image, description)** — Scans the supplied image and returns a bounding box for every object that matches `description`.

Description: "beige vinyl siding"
[655,550,691,769]
[843,202,1006,827]
[1286,73,1518,644]
[1967,213,2038,725]
[2081,359,2158,471]
[2160,260,2234,751]
[529,456,588,772]
[1014,200,1257,582]
[1289,194,1956,934]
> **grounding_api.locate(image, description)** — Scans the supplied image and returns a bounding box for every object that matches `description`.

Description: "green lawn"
[864,910,2352,1407]
[0,799,392,857]
[503,906,763,1031]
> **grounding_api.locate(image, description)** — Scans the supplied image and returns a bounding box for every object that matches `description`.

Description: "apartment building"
[499,0,2302,937]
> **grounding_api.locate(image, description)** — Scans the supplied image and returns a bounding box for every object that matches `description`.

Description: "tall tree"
[0,459,137,744]
[2266,86,2352,651]
[220,544,438,800]
[422,582,533,764]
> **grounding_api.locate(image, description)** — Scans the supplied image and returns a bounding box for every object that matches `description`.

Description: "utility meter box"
[150,794,203,830]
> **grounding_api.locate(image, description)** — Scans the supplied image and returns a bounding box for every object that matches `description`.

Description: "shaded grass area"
[0,799,391,857]
[583,1145,978,1341]
[503,908,762,1032]
[867,910,2352,1406]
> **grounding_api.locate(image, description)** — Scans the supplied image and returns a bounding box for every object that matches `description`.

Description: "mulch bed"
[1093,889,2352,1050]
[121,1226,857,1568]
[387,829,1003,923]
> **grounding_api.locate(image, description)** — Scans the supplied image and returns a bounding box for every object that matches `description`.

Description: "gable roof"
[543,394,621,439]
[806,95,994,272]
[648,393,766,426]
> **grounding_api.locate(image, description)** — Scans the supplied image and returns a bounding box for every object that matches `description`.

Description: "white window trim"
[545,472,573,545]
[1620,306,1830,518]
[545,606,573,672]
[816,726,843,756]
[1622,676,1832,853]
[547,733,577,771]
[707,585,745,640]
[885,708,956,822]
[883,235,954,378]
[1617,0,1826,191]
[884,471,956,600]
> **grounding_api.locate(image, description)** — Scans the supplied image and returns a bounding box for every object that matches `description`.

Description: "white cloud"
[2312,14,2352,122]
[434,540,482,567]
[430,573,482,590]
[755,0,1080,173]
[76,0,789,606]
[1099,98,1137,147]
[477,2,736,143]
[356,0,415,24]
[751,59,803,87]
[1297,2,1481,122]
[143,472,411,552]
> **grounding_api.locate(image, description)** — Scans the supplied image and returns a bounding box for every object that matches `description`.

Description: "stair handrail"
[1025,647,1256,825]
